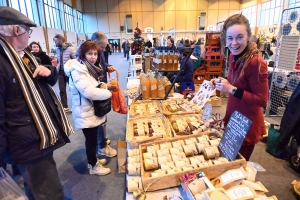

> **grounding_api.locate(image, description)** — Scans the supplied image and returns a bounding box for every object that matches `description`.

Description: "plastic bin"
[192,59,202,70]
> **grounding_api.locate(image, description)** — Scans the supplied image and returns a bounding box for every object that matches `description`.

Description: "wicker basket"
[129,100,163,118]
[126,114,173,144]
[167,114,209,136]
[161,99,201,116]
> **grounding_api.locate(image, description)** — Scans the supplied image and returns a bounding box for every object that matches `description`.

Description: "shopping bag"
[0,167,28,200]
[266,124,280,157]
[109,70,128,114]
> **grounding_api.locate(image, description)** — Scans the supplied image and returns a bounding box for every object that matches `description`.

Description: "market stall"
[121,76,279,200]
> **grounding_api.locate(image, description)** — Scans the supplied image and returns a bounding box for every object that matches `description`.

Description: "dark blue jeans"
[97,117,107,153]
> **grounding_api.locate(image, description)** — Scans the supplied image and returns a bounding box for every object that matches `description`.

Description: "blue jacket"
[177,56,193,82]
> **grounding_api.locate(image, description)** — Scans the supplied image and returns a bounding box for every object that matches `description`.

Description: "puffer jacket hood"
[64,59,111,130]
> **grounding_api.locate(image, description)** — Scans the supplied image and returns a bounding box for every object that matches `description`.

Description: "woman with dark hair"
[29,41,52,65]
[211,14,268,161]
[64,41,115,175]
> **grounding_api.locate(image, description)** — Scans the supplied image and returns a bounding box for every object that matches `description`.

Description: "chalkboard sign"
[219,111,252,161]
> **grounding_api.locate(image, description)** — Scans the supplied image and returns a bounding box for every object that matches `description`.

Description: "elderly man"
[91,31,117,158]
[53,34,76,113]
[0,6,73,200]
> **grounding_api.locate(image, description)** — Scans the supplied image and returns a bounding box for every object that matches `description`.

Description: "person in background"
[122,40,126,57]
[29,41,52,65]
[109,42,113,53]
[0,6,73,199]
[53,34,76,113]
[145,39,152,48]
[91,31,117,158]
[64,41,112,175]
[114,41,118,52]
[167,38,175,48]
[104,43,110,64]
[211,14,268,161]
[195,38,201,45]
[249,35,258,49]
[125,39,131,60]
[184,39,190,47]
[177,39,184,47]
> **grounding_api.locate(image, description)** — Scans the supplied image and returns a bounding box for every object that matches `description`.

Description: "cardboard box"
[117,140,127,173]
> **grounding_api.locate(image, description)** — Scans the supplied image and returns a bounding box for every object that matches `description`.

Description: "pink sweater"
[224,53,268,145]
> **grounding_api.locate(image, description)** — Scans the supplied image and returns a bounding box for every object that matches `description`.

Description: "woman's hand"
[99,83,107,89]
[106,82,117,91]
[212,77,235,93]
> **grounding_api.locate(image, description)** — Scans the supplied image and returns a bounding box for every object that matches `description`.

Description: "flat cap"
[0,6,36,27]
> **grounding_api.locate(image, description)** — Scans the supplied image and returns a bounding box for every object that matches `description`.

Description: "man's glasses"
[20,26,33,35]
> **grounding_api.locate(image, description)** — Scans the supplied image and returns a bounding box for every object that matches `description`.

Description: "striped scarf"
[80,59,104,81]
[0,36,74,150]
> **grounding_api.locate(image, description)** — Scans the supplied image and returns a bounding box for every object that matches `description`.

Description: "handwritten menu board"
[219,111,252,161]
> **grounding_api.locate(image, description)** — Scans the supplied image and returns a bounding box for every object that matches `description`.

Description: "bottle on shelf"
[139,69,145,80]
[173,48,179,70]
[150,72,158,98]
[168,47,173,71]
[162,47,167,70]
[157,73,165,98]
[157,47,164,70]
[141,74,151,99]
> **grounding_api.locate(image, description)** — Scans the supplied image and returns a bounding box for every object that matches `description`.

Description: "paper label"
[158,85,164,90]
[142,86,147,91]
[243,180,264,191]
[169,59,173,64]
[174,59,177,64]
[164,59,167,64]
[220,170,245,184]
[151,85,157,90]
[226,187,255,199]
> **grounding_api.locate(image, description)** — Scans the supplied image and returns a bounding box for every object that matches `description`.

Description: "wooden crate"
[206,66,223,73]
[205,46,221,53]
[206,32,221,40]
[205,39,220,46]
[193,72,206,84]
[139,134,246,191]
[205,55,222,60]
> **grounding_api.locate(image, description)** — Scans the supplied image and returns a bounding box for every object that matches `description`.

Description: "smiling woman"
[211,14,269,161]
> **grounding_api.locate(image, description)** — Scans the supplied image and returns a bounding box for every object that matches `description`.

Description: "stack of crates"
[295,47,300,71]
[193,61,206,84]
[205,32,223,96]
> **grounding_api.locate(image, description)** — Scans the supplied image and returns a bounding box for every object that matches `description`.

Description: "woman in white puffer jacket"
[64,41,113,176]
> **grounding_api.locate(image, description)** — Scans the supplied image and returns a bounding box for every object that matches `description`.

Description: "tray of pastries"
[129,100,162,118]
[161,99,201,115]
[126,114,173,143]
[167,114,209,136]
